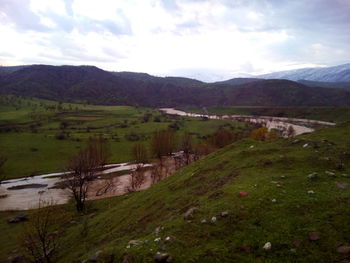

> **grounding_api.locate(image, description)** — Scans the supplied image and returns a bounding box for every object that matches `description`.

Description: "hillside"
[2,65,350,107]
[2,121,350,262]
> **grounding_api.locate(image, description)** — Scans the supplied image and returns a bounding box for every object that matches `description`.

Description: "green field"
[186,106,350,123]
[1,118,350,262]
[0,95,249,179]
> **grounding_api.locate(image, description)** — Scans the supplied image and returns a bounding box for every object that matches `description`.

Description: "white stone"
[263,242,272,250]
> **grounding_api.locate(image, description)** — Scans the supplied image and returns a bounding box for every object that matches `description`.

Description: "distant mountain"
[258,63,350,82]
[1,64,350,107]
[212,77,263,86]
[112,71,204,88]
[298,80,350,90]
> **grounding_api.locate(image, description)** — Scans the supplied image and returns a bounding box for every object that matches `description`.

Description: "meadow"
[0,95,249,179]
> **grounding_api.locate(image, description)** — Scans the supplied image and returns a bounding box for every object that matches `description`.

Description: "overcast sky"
[0,0,350,81]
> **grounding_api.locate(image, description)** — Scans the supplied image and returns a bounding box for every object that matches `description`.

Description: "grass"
[1,120,350,262]
[186,106,350,123]
[0,95,248,179]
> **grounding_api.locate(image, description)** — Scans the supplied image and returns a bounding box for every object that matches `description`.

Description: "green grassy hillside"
[1,121,350,262]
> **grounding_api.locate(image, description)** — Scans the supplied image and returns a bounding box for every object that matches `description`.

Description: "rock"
[336,182,349,189]
[307,173,318,180]
[128,240,142,247]
[307,190,315,194]
[325,171,336,177]
[280,175,286,179]
[337,246,350,254]
[89,250,103,262]
[154,252,171,262]
[271,199,277,203]
[249,145,254,149]
[308,232,321,241]
[154,237,161,242]
[7,213,28,223]
[200,219,207,224]
[262,242,271,250]
[165,236,171,241]
[303,143,309,148]
[239,192,248,197]
[220,211,229,218]
[211,216,217,223]
[184,207,197,220]
[154,226,164,235]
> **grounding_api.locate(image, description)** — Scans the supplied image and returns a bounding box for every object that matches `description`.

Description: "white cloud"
[0,0,350,81]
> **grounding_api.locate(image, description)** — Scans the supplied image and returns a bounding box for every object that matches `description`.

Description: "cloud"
[0,0,350,80]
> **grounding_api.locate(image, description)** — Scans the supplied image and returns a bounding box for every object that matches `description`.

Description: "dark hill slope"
[221,79,350,106]
[2,65,350,106]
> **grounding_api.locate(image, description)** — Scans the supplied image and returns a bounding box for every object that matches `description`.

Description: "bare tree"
[287,125,296,137]
[128,143,148,191]
[64,137,110,212]
[151,129,175,162]
[20,200,63,263]
[0,155,7,185]
[181,132,194,165]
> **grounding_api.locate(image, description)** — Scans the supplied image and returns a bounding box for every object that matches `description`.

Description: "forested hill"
[1,65,350,107]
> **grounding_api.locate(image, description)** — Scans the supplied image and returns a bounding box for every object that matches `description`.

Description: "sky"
[0,0,350,81]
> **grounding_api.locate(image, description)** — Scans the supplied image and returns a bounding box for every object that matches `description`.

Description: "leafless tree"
[151,129,175,162]
[128,143,149,191]
[64,137,110,212]
[181,132,194,165]
[20,200,64,263]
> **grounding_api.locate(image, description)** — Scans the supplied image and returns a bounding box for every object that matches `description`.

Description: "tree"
[287,125,296,137]
[64,136,110,212]
[0,155,7,185]
[129,143,148,191]
[132,142,148,165]
[20,200,64,263]
[181,132,194,165]
[151,130,175,161]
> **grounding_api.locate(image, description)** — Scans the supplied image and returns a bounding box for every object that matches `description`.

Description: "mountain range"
[1,63,350,107]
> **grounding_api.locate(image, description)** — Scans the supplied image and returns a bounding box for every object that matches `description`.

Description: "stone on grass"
[337,246,350,254]
[128,240,142,247]
[220,211,229,218]
[200,219,207,224]
[336,182,349,189]
[262,242,271,250]
[154,237,161,242]
[211,216,217,223]
[154,252,171,263]
[271,199,277,203]
[308,232,321,241]
[307,173,318,180]
[303,143,309,148]
[325,171,336,177]
[184,207,197,220]
[307,190,315,194]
